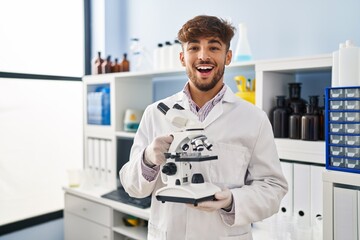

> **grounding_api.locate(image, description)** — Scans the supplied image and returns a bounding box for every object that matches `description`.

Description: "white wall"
[120,0,360,65]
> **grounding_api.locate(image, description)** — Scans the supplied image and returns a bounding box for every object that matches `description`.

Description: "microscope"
[155,102,221,206]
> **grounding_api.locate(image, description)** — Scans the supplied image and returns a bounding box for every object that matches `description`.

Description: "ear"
[180,52,185,66]
[225,50,232,66]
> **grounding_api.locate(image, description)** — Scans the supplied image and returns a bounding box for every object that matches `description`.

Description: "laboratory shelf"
[275,139,325,164]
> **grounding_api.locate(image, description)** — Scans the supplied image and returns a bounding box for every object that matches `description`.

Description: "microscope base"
[155,183,221,206]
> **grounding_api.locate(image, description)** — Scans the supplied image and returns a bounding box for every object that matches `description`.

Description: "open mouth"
[196,66,214,73]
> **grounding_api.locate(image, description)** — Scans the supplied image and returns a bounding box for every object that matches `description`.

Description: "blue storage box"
[326,86,360,173]
[87,84,111,125]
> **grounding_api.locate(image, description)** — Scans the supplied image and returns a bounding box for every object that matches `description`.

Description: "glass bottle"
[286,83,307,114]
[309,95,324,140]
[309,95,320,115]
[120,53,130,72]
[272,96,290,138]
[234,23,252,62]
[289,103,302,139]
[102,55,112,73]
[92,51,104,75]
[301,104,319,141]
[111,58,119,73]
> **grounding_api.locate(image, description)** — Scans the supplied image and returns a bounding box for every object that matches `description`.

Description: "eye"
[210,46,220,51]
[188,46,199,51]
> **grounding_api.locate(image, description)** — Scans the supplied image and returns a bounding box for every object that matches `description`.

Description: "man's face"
[180,37,232,92]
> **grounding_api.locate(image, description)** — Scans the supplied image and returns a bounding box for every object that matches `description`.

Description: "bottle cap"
[345,40,355,48]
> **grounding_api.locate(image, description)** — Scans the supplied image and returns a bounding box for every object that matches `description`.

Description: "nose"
[198,48,211,61]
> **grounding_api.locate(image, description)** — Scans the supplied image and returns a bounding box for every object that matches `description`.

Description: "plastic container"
[163,41,172,70]
[338,40,360,86]
[233,23,252,62]
[331,43,345,87]
[153,43,163,70]
[234,75,255,104]
[87,85,111,125]
[169,40,182,69]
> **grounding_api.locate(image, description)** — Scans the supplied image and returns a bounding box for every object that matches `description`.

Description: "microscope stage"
[155,182,221,206]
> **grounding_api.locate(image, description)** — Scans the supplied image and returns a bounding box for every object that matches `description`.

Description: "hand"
[189,189,233,212]
[144,135,173,167]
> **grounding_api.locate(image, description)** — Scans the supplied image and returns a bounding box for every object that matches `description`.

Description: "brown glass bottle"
[102,55,112,73]
[120,53,130,72]
[272,96,290,138]
[301,104,319,141]
[289,103,302,139]
[92,51,104,74]
[111,58,120,73]
[286,83,307,114]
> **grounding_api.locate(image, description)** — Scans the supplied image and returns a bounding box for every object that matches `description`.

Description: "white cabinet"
[73,54,332,240]
[64,212,111,240]
[64,189,151,240]
[64,193,112,240]
[323,171,360,240]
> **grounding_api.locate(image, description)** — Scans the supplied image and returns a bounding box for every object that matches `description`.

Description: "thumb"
[215,189,230,200]
[162,135,174,144]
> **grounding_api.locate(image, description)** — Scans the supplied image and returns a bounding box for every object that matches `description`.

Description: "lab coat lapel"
[202,102,223,128]
[202,87,237,128]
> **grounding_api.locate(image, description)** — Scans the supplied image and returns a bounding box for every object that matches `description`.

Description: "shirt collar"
[182,81,227,116]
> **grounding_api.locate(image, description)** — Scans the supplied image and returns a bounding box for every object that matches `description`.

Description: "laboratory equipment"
[233,23,252,62]
[155,102,221,206]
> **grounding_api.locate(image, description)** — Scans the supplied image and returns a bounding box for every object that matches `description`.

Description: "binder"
[100,139,107,185]
[310,165,324,226]
[93,138,101,185]
[105,139,113,188]
[293,163,311,228]
[279,161,294,217]
[87,137,94,170]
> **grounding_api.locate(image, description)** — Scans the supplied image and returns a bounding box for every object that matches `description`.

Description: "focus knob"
[191,173,204,184]
[162,162,177,175]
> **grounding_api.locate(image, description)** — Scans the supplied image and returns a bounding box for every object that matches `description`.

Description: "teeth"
[197,66,213,70]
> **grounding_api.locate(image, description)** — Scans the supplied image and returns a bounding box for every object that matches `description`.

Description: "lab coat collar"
[173,84,237,128]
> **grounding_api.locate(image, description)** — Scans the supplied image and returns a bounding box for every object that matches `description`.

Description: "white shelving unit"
[323,170,360,240]
[64,54,332,240]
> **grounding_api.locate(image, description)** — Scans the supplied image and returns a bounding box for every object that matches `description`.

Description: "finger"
[163,135,174,144]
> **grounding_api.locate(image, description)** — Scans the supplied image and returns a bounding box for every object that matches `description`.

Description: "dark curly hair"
[177,15,235,51]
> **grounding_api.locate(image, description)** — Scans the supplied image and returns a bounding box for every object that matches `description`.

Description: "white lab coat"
[120,86,288,240]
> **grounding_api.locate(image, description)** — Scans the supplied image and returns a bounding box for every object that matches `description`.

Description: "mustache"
[197,60,215,65]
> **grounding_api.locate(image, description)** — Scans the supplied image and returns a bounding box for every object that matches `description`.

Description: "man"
[120,15,288,240]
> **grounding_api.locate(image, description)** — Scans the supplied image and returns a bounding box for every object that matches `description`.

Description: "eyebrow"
[188,38,223,46]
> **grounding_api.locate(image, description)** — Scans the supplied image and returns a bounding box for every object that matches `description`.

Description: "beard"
[186,60,226,92]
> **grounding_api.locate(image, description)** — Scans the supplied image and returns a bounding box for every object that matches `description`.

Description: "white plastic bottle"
[339,40,360,86]
[163,41,172,70]
[153,43,163,71]
[234,23,252,62]
[169,40,183,69]
[331,43,345,87]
